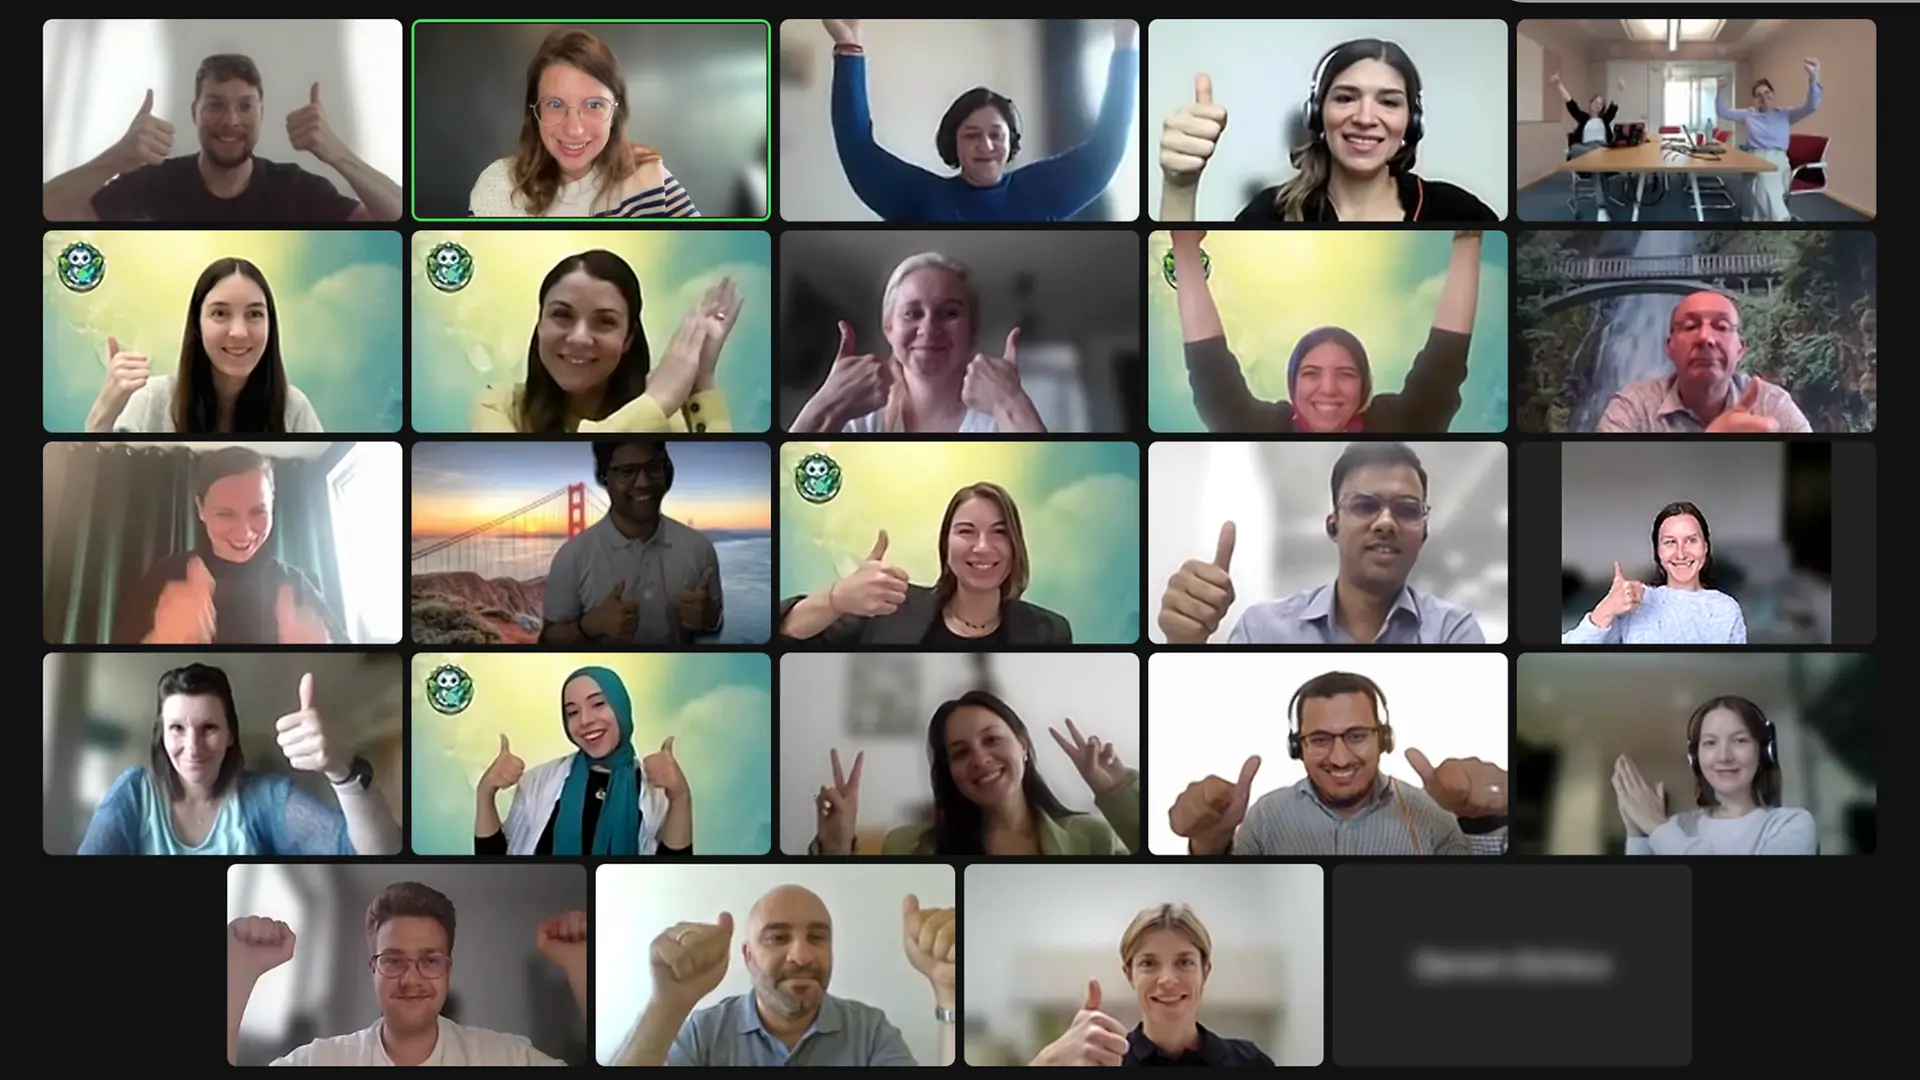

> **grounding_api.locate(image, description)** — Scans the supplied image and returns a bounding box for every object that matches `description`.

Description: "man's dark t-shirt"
[90,155,359,222]
[113,550,344,645]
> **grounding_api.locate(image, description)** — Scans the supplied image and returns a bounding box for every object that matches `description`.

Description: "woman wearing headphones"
[1166,229,1483,432]
[809,691,1137,855]
[1159,38,1498,223]
[1614,695,1817,855]
[819,19,1138,222]
[1563,502,1747,645]
[1031,904,1278,1066]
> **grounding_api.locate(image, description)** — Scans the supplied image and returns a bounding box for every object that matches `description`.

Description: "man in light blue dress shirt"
[1157,442,1486,645]
[610,885,957,1066]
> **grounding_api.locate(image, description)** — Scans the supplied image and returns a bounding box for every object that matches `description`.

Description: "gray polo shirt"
[1227,583,1485,645]
[667,992,918,1066]
[1229,775,1507,856]
[1595,372,1811,433]
[542,514,722,645]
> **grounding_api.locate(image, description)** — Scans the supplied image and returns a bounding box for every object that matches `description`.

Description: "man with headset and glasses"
[1168,671,1507,856]
[1157,442,1485,645]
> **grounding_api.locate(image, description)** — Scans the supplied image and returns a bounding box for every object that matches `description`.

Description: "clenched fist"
[228,915,296,980]
[1169,756,1263,855]
[901,894,956,994]
[536,910,589,970]
[650,912,734,1009]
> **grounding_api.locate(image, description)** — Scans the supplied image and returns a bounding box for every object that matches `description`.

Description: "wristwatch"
[934,1006,956,1025]
[331,755,374,792]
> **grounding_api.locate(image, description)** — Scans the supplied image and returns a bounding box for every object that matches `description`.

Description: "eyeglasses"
[533,97,617,127]
[608,460,668,483]
[371,952,450,979]
[1338,493,1428,526]
[1300,727,1380,754]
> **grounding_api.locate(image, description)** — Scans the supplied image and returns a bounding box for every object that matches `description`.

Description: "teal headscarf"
[553,667,640,856]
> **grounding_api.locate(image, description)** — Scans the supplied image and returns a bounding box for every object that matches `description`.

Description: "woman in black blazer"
[778,481,1072,646]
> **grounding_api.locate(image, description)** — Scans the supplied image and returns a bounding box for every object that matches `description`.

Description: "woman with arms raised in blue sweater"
[822,18,1138,222]
[1614,695,1818,855]
[1564,501,1748,645]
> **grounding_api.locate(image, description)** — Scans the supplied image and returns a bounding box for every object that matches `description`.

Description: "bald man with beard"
[611,884,957,1066]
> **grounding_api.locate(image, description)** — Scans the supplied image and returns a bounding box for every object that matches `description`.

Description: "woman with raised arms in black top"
[1158,38,1498,223]
[1166,229,1484,433]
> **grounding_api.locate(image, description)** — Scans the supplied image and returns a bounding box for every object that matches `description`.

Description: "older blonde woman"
[1030,903,1276,1066]
[789,252,1045,433]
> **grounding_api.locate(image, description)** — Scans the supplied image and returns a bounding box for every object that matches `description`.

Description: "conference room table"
[1558,139,1779,222]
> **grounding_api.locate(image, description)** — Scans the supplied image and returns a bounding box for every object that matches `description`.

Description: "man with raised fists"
[1596,291,1811,434]
[1156,442,1485,645]
[611,885,958,1066]
[44,53,400,222]
[112,446,344,645]
[541,440,725,647]
[228,881,585,1065]
[1165,670,1507,856]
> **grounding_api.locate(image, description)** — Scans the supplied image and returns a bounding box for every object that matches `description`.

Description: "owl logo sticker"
[795,453,842,504]
[58,242,106,293]
[427,242,474,293]
[426,664,475,715]
[1161,245,1209,290]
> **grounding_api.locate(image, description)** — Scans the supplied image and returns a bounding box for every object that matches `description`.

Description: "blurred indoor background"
[778,19,1138,222]
[964,864,1323,1066]
[43,652,402,854]
[777,652,1139,855]
[1146,653,1508,856]
[225,863,588,1065]
[1147,442,1510,644]
[412,21,768,219]
[595,863,955,1066]
[777,230,1139,433]
[42,19,404,194]
[43,442,403,645]
[1514,652,1874,855]
[1557,442,1832,644]
[1145,19,1511,220]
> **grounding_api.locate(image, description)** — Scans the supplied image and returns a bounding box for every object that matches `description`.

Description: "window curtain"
[43,443,345,644]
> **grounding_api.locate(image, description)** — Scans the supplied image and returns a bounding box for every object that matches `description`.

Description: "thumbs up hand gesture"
[1161,72,1228,187]
[286,82,345,164]
[582,580,640,641]
[1704,378,1781,433]
[797,320,891,432]
[114,89,175,173]
[1033,979,1130,1066]
[148,556,217,644]
[900,894,957,996]
[827,529,911,618]
[960,327,1041,429]
[274,584,331,644]
[1169,755,1262,854]
[479,733,525,796]
[642,737,690,797]
[1592,560,1645,629]
[277,673,349,782]
[677,567,718,632]
[1158,521,1237,643]
[95,335,151,418]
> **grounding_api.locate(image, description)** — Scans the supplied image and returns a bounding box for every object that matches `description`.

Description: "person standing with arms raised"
[1714,59,1822,222]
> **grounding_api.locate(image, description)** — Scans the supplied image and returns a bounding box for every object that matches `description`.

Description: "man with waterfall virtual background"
[1595,289,1811,434]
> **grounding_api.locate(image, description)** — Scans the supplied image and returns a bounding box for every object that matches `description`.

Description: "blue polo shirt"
[667,992,918,1066]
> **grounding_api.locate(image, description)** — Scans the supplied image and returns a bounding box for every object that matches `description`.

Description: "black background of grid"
[33,11,1897,1069]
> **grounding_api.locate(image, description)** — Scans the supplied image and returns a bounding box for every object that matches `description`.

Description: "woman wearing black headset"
[1614,695,1818,855]
[1158,38,1499,223]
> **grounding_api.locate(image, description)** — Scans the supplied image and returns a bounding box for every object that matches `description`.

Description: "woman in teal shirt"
[812,689,1139,855]
[77,663,400,855]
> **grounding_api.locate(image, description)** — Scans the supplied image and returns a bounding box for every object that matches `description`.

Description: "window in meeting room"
[326,442,403,644]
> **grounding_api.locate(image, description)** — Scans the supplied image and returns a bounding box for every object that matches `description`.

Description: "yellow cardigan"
[469,384,732,433]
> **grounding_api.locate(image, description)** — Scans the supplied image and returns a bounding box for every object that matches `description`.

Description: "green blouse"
[880,771,1142,856]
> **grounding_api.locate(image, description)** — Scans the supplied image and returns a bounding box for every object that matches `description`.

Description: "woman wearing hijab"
[473,666,694,855]
[1166,228,1483,433]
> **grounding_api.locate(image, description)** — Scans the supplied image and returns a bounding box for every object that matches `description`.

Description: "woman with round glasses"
[1165,229,1484,433]
[469,28,700,218]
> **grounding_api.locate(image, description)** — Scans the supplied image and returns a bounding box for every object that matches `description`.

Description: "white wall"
[965,864,1323,1066]
[1146,652,1509,855]
[595,863,955,1066]
[1146,19,1510,219]
[1146,442,1511,644]
[777,653,1140,854]
[42,19,403,194]
[1559,442,1785,577]
[1516,32,1545,122]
